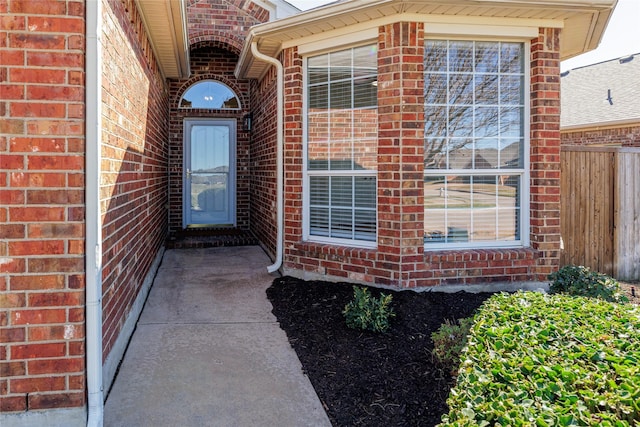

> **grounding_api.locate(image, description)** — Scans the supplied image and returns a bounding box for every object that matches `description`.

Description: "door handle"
[186,169,192,179]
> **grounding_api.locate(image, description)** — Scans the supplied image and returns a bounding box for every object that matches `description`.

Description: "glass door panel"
[184,120,236,227]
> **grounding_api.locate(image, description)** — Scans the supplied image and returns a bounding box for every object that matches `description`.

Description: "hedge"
[441,292,640,426]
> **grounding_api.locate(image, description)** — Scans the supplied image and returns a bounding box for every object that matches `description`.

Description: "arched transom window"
[179,80,241,109]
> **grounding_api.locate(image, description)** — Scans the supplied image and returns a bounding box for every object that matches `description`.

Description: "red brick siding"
[187,0,269,53]
[378,22,426,287]
[281,25,562,287]
[1,0,86,413]
[561,124,640,147]
[168,44,252,233]
[282,48,304,257]
[100,0,169,361]
[249,65,279,256]
[528,28,562,279]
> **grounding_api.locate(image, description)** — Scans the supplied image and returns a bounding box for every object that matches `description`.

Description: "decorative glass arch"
[179,80,241,109]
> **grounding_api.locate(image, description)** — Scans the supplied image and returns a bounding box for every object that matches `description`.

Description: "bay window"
[423,40,528,248]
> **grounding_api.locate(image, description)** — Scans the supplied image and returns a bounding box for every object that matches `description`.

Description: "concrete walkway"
[104,246,331,427]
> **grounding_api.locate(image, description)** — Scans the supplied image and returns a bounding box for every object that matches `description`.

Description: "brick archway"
[186,0,270,54]
[167,36,253,235]
[188,32,244,55]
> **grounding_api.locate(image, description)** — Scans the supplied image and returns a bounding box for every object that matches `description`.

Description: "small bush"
[343,286,395,333]
[549,265,629,303]
[440,291,640,426]
[431,317,473,376]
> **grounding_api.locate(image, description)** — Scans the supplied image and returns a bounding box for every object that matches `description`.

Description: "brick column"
[530,28,562,279]
[282,47,304,253]
[377,22,425,287]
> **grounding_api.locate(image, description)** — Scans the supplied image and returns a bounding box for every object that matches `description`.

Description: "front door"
[183,119,236,227]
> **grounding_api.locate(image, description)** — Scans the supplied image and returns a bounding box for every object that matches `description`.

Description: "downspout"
[86,0,104,425]
[250,42,284,274]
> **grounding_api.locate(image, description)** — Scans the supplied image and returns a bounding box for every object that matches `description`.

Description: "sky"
[286,0,640,71]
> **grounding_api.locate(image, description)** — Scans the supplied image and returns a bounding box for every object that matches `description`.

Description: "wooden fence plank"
[560,148,615,276]
[562,146,640,280]
[615,151,640,280]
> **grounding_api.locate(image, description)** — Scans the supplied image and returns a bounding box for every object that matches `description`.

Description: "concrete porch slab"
[104,246,330,427]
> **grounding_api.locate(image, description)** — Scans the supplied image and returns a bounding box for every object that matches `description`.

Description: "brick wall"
[281,24,563,287]
[561,124,640,147]
[249,66,278,256]
[187,0,269,53]
[1,0,86,413]
[0,0,170,416]
[100,0,169,361]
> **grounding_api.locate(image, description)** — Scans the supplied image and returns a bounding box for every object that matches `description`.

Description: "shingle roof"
[561,52,640,129]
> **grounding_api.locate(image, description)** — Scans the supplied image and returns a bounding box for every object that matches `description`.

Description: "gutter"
[243,0,614,39]
[250,42,284,273]
[236,0,615,79]
[86,0,104,425]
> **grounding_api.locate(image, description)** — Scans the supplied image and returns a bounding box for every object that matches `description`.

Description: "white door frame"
[183,118,237,228]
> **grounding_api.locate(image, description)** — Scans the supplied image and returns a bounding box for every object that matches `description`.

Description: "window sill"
[294,241,378,258]
[423,246,537,262]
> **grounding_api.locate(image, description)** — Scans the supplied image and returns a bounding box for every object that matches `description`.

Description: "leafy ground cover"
[549,265,631,303]
[267,276,492,426]
[444,291,640,426]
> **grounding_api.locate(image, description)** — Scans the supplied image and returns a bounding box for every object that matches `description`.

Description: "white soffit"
[293,14,546,55]
[236,0,616,79]
[137,0,190,79]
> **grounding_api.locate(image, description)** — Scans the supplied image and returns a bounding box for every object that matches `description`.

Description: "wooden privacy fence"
[560,146,640,280]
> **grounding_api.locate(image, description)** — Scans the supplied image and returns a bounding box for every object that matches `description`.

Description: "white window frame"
[302,43,378,249]
[179,80,241,110]
[423,38,531,250]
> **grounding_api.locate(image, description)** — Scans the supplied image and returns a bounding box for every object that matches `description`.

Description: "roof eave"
[236,0,617,79]
[560,0,617,60]
[137,0,190,79]
[561,117,640,132]
[236,0,389,79]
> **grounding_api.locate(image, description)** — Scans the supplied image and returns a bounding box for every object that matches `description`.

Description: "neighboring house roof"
[236,0,616,79]
[560,52,640,130]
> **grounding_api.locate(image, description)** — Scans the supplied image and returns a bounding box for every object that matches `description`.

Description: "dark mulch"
[267,276,493,427]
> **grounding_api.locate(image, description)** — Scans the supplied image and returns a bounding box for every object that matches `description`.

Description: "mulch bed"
[266,276,492,427]
[267,276,639,426]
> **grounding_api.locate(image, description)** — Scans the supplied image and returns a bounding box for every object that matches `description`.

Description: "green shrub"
[440,291,640,426]
[343,286,395,333]
[549,265,629,303]
[431,317,474,377]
